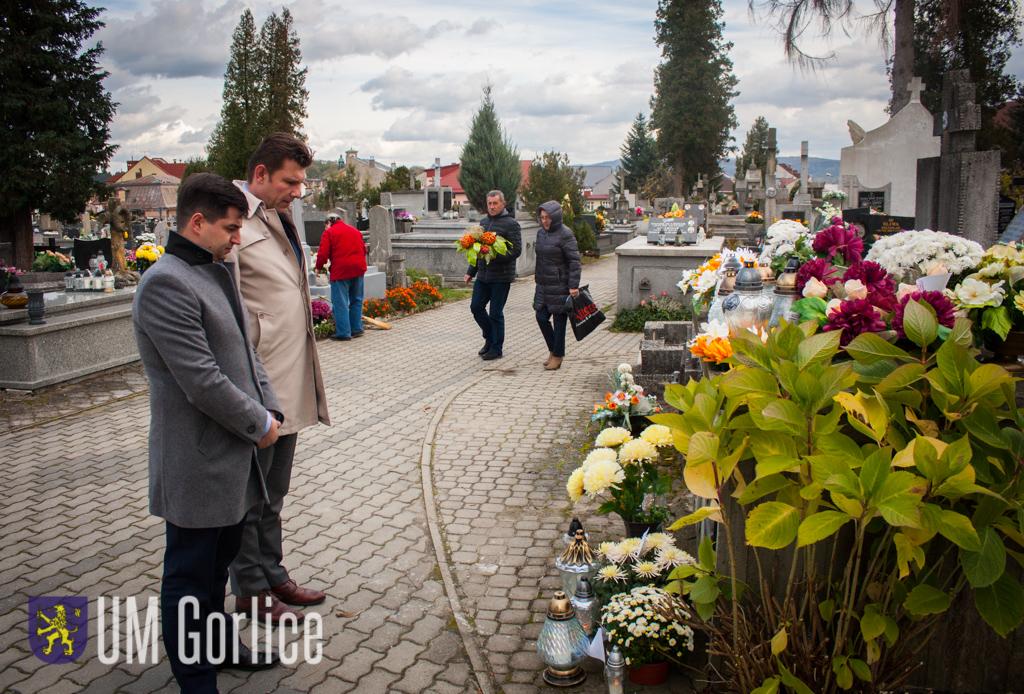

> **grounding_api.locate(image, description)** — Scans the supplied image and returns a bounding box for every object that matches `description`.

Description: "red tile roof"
[431,161,533,194]
[107,156,186,184]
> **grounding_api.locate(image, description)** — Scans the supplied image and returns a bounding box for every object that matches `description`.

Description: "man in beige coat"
[229,133,330,622]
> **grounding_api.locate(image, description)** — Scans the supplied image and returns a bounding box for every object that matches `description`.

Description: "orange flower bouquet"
[454,225,512,266]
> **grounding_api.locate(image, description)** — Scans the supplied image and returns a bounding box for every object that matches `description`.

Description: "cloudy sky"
[96,0,1024,172]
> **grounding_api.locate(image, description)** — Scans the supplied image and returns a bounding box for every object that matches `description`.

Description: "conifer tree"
[650,0,739,196]
[734,116,773,181]
[207,9,263,179]
[619,113,659,193]
[0,0,116,268]
[259,9,308,136]
[458,86,521,212]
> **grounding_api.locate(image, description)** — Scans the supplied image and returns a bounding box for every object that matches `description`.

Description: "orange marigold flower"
[459,234,475,249]
[481,231,497,245]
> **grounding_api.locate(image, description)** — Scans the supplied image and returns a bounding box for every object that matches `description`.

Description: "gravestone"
[843,208,916,248]
[841,76,940,216]
[999,209,1024,244]
[367,205,394,270]
[793,141,812,207]
[763,128,779,224]
[916,70,1000,247]
[998,195,1016,236]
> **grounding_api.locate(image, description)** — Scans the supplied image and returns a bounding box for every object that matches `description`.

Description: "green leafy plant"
[610,294,692,332]
[31,250,75,272]
[653,307,1023,692]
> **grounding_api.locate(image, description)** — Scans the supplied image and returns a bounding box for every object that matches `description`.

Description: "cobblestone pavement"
[0,254,694,693]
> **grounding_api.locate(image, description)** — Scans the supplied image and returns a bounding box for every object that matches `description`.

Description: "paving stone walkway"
[0,254,693,693]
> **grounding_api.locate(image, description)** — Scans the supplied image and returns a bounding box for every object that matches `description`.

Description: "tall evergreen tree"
[619,113,659,193]
[458,86,521,212]
[734,116,773,181]
[0,0,116,268]
[912,0,1022,158]
[207,9,263,179]
[521,152,594,251]
[259,9,308,136]
[651,0,739,196]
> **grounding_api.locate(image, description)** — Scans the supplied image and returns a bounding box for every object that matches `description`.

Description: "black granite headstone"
[998,195,1016,235]
[998,209,1024,244]
[857,191,886,211]
[781,211,807,225]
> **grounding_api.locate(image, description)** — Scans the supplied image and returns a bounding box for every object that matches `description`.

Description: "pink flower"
[892,291,956,340]
[803,277,830,299]
[796,258,839,292]
[844,279,868,300]
[823,298,887,346]
[813,221,864,265]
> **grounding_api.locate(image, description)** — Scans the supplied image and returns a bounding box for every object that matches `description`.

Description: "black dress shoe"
[329,335,351,341]
[351,331,365,338]
[481,351,503,361]
[216,641,279,671]
[478,342,492,356]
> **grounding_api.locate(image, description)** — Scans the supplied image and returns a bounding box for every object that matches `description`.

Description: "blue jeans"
[330,276,364,338]
[536,305,568,357]
[470,280,511,353]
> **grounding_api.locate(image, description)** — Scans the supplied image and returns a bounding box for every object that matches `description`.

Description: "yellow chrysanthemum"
[582,447,618,471]
[618,439,658,465]
[640,424,674,448]
[595,427,632,448]
[582,459,624,496]
[634,561,661,579]
[597,565,628,583]
[617,537,642,557]
[566,467,584,503]
[656,547,696,569]
[643,533,676,551]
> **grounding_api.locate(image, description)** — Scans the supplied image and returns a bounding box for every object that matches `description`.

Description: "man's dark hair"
[176,173,248,230]
[246,132,314,181]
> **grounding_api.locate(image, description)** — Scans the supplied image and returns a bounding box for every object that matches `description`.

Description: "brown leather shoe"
[235,591,305,623]
[271,579,326,606]
[545,356,563,370]
[543,352,554,367]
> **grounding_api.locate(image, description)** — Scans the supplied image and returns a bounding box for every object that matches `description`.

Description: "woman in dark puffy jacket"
[533,200,582,370]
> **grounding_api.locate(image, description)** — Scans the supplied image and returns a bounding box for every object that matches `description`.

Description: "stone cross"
[763,128,779,223]
[793,140,812,206]
[907,76,925,105]
[367,205,394,270]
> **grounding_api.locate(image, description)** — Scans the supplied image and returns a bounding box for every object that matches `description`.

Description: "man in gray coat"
[133,173,283,692]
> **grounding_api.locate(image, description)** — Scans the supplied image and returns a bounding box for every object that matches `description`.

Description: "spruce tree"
[207,9,263,179]
[259,9,308,136]
[458,86,521,212]
[734,116,773,181]
[650,0,739,196]
[521,152,593,251]
[0,0,116,268]
[619,113,659,193]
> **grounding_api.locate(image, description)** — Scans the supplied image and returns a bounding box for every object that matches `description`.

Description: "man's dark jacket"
[466,208,522,284]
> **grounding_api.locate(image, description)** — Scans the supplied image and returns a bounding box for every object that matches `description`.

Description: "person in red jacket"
[315,213,368,341]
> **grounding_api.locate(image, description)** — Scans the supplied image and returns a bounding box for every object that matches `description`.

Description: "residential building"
[342,149,392,188]
[108,156,186,184]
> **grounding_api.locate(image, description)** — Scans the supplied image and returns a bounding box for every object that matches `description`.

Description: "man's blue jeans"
[470,280,511,354]
[330,276,364,338]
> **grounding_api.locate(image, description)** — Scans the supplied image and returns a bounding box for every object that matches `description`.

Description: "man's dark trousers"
[230,433,297,594]
[162,520,245,693]
[470,280,511,354]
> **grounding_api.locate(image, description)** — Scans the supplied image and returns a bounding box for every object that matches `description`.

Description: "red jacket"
[315,221,367,281]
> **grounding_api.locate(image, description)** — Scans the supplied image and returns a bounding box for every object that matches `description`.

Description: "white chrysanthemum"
[656,547,696,569]
[954,277,1005,308]
[865,229,984,280]
[596,565,628,583]
[617,363,633,374]
[603,543,631,564]
[640,424,673,448]
[597,541,617,557]
[582,458,625,496]
[643,533,676,551]
[618,537,643,557]
[566,467,584,503]
[595,427,632,448]
[582,447,618,471]
[618,438,658,465]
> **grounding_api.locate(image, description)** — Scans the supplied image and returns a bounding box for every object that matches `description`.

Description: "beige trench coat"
[229,182,329,435]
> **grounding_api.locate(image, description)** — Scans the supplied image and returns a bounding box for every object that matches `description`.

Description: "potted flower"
[310,298,335,339]
[602,586,695,685]
[865,228,984,283]
[590,364,659,434]
[567,427,671,536]
[593,533,695,605]
[1,264,22,294]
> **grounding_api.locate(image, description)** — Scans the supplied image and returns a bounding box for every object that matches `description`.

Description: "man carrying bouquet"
[464,190,522,360]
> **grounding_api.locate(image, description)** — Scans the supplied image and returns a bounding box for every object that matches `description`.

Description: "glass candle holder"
[536,591,590,687]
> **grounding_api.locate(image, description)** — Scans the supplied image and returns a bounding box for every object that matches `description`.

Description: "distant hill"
[583,156,841,181]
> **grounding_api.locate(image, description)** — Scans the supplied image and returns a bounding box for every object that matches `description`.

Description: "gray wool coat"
[133,239,280,529]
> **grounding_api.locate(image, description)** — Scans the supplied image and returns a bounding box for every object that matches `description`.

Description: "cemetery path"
[0,255,690,693]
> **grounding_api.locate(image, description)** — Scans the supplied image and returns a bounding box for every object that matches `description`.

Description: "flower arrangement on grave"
[566,426,671,529]
[453,224,512,266]
[590,364,659,430]
[595,210,607,232]
[659,203,686,219]
[821,189,847,204]
[814,201,843,230]
[593,534,695,603]
[1,264,23,288]
[677,254,722,314]
[31,250,74,272]
[310,298,335,339]
[864,229,984,282]
[601,586,695,668]
[744,210,763,225]
[133,243,164,273]
[688,320,733,364]
[759,219,814,276]
[811,216,863,267]
[950,242,1024,342]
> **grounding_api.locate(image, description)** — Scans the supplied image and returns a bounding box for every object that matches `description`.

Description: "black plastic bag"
[566,285,605,341]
